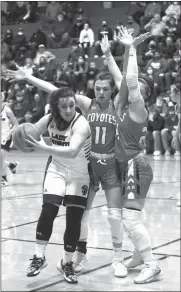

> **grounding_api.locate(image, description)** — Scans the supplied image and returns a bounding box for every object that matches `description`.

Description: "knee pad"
[108,208,122,244]
[36,203,59,241]
[64,207,84,252]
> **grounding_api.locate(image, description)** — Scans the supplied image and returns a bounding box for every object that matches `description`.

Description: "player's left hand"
[25,135,47,151]
[116,26,150,47]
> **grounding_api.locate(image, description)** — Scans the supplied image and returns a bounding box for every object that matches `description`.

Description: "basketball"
[13,123,41,153]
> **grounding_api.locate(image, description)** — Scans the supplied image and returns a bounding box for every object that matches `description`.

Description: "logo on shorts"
[97,159,107,165]
[81,185,88,196]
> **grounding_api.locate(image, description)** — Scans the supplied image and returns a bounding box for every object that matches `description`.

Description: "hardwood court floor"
[1,151,180,291]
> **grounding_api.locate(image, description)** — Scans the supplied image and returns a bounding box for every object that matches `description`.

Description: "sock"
[63,250,74,264]
[108,208,123,260]
[35,240,48,258]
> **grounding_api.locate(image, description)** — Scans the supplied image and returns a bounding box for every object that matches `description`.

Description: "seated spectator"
[145,51,168,93]
[155,95,168,117]
[145,105,165,155]
[165,16,180,41]
[10,92,31,124]
[86,79,95,99]
[144,13,166,43]
[79,23,94,58]
[5,1,19,24]
[21,2,38,23]
[45,1,63,24]
[26,92,45,123]
[67,43,84,62]
[94,21,114,57]
[143,39,157,61]
[3,29,14,49]
[74,56,88,93]
[69,16,84,41]
[47,13,71,48]
[62,62,77,92]
[166,52,181,89]
[75,7,88,25]
[125,15,140,37]
[61,2,78,23]
[29,24,47,49]
[1,41,11,62]
[86,61,99,82]
[100,57,109,72]
[14,45,28,67]
[23,58,36,76]
[162,1,181,23]
[139,2,162,29]
[11,27,28,55]
[33,44,56,66]
[161,101,179,155]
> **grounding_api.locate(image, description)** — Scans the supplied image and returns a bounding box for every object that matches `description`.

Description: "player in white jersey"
[24,86,91,284]
[1,93,19,187]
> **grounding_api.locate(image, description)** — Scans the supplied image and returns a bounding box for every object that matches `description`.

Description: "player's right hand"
[3,66,27,82]
[100,34,111,57]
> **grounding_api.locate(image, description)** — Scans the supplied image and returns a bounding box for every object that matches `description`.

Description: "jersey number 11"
[95,126,106,144]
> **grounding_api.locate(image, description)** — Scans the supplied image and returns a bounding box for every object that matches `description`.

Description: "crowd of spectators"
[1,1,181,156]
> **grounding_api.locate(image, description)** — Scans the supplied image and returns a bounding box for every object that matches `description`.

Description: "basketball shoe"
[8,162,19,174]
[111,257,128,277]
[72,251,88,273]
[124,252,144,268]
[134,260,161,284]
[57,259,78,284]
[27,255,47,277]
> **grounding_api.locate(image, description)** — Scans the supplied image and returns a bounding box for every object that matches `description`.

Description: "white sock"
[63,250,74,264]
[79,210,90,242]
[35,240,48,258]
[108,208,123,260]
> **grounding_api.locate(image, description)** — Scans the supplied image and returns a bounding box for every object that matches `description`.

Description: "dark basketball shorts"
[117,152,153,200]
[90,157,121,192]
[1,137,13,152]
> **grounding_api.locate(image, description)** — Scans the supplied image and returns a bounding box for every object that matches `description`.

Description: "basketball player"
[4,65,129,277]
[4,31,147,278]
[1,92,19,187]
[170,83,181,207]
[114,26,161,284]
[23,87,91,284]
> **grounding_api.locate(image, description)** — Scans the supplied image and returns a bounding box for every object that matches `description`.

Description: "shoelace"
[29,256,43,270]
[64,262,74,276]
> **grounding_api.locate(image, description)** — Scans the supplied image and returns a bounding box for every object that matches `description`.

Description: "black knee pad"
[64,207,84,252]
[36,203,59,241]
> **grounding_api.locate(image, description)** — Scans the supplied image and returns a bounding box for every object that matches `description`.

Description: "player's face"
[170,86,180,104]
[57,97,76,122]
[94,79,113,104]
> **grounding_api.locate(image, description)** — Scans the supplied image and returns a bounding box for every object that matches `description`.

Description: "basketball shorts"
[90,157,121,192]
[42,156,90,209]
[1,136,13,152]
[117,152,153,200]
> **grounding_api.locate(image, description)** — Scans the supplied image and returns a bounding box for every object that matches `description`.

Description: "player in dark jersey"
[113,26,161,284]
[4,58,129,277]
[170,83,181,206]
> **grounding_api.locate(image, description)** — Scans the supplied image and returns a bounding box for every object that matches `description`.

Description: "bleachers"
[1,2,138,64]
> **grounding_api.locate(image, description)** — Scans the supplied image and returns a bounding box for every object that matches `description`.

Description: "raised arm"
[117,27,150,123]
[100,34,123,90]
[3,68,92,116]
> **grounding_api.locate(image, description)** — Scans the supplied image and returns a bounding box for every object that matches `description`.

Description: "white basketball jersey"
[1,104,12,144]
[48,112,91,172]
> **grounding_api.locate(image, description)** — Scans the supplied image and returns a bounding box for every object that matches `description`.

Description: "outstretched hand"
[100,34,111,56]
[3,66,27,82]
[116,26,150,48]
